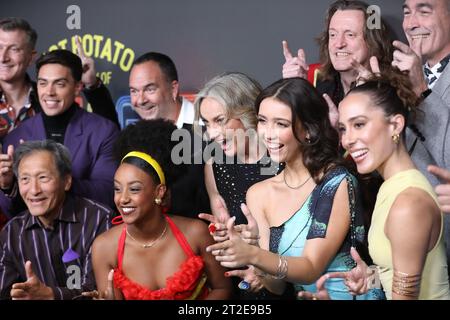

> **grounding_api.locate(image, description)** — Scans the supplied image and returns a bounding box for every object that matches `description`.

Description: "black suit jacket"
[169,123,211,219]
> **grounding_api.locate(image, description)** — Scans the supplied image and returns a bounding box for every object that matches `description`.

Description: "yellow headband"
[121,151,166,185]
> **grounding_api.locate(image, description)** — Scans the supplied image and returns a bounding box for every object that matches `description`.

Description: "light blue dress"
[269,166,384,300]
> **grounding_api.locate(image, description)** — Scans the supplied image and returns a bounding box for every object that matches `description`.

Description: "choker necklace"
[283,170,311,189]
[126,222,168,248]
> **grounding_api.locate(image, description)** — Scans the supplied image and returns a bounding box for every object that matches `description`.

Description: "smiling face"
[37,63,82,116]
[403,0,450,66]
[18,151,71,226]
[328,9,370,72]
[0,29,35,83]
[114,163,164,225]
[338,92,399,174]
[199,97,246,157]
[257,97,303,164]
[129,61,179,121]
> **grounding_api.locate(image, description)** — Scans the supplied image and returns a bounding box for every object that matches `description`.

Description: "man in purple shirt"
[0,49,119,216]
[0,140,112,299]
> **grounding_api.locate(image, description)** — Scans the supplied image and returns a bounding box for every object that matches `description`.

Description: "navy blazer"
[0,107,119,217]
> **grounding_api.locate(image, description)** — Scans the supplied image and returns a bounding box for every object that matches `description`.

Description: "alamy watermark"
[367,5,381,30]
[170,128,279,176]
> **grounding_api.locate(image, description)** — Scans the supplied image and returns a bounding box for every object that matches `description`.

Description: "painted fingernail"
[224,272,230,277]
[208,224,217,233]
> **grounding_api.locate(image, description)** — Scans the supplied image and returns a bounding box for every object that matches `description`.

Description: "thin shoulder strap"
[165,215,195,257]
[117,226,127,271]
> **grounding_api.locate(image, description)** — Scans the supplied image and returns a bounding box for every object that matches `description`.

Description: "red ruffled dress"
[113,215,209,300]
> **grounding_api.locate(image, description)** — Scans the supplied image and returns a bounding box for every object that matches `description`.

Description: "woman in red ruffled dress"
[88,119,232,300]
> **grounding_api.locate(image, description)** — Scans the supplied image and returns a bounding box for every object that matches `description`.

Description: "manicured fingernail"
[224,272,230,277]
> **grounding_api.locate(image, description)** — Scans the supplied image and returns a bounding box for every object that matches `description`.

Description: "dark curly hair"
[113,119,186,187]
[255,77,344,184]
[347,70,421,139]
[317,0,394,81]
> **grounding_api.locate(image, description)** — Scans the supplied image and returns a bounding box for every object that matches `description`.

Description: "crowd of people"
[0,0,449,300]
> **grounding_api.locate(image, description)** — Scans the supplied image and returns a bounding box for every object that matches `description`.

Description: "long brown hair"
[317,0,394,81]
[255,78,344,184]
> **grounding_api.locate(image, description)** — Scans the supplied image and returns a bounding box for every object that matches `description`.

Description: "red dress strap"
[165,215,195,257]
[116,226,127,271]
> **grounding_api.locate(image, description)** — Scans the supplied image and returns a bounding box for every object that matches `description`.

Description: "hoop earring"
[392,133,400,145]
[154,198,162,205]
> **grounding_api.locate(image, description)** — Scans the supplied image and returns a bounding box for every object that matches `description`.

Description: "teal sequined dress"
[269,166,384,300]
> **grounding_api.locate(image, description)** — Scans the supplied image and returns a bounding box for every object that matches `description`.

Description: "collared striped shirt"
[0,194,113,300]
[424,53,450,89]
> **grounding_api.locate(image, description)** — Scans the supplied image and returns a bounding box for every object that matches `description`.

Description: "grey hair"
[13,140,72,178]
[193,72,262,135]
[0,17,37,50]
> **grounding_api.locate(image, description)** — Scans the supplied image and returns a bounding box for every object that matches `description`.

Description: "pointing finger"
[428,165,450,182]
[75,35,86,60]
[225,269,247,279]
[6,144,14,158]
[24,260,35,281]
[392,40,412,55]
[369,56,380,74]
[282,40,293,61]
[297,49,309,71]
[198,213,217,224]
[410,36,423,59]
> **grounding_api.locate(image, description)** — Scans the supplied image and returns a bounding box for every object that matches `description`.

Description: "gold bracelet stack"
[271,255,288,280]
[392,270,421,298]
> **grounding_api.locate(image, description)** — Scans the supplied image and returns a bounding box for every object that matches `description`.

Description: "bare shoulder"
[169,215,211,251]
[389,187,439,224]
[92,224,122,253]
[247,174,278,199]
[169,215,209,238]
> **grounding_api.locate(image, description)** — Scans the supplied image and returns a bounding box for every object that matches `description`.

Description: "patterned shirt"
[0,194,113,300]
[0,83,37,139]
[424,54,450,89]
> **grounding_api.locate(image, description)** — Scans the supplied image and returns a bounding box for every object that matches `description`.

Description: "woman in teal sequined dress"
[207,78,383,300]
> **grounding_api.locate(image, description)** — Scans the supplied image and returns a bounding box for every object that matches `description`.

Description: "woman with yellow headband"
[88,119,232,300]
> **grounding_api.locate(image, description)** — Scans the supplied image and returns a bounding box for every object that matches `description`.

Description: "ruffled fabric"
[114,254,209,300]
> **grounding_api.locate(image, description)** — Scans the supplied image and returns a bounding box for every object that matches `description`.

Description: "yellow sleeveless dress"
[368,169,450,300]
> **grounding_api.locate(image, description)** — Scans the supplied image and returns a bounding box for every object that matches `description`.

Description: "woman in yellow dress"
[334,73,450,299]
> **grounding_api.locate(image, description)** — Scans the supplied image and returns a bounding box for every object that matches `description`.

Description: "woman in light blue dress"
[207,78,384,300]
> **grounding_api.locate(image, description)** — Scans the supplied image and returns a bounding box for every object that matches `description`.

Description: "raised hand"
[0,144,15,190]
[11,261,54,300]
[282,40,309,79]
[428,165,450,213]
[225,266,264,293]
[199,196,231,242]
[392,40,427,96]
[81,269,116,300]
[206,216,255,268]
[318,247,371,296]
[351,56,381,86]
[75,35,98,88]
[298,272,331,300]
[233,203,260,245]
[322,93,339,129]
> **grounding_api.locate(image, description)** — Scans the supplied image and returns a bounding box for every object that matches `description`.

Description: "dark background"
[1,0,406,102]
